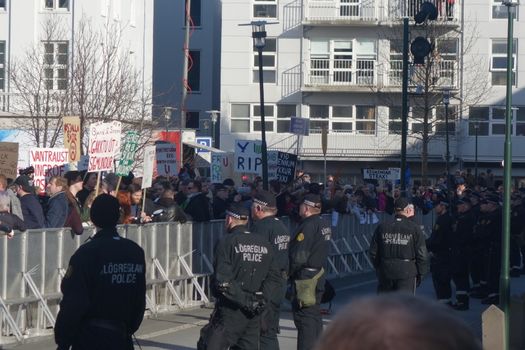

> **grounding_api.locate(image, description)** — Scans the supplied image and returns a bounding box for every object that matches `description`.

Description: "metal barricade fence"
[0,210,434,344]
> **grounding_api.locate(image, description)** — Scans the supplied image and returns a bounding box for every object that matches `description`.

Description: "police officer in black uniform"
[198,203,280,350]
[289,194,331,350]
[369,197,429,294]
[427,199,454,304]
[451,198,476,310]
[55,194,146,350]
[479,194,503,305]
[509,193,525,277]
[251,190,290,350]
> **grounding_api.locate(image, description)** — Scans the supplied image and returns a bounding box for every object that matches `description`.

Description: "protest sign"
[142,146,156,189]
[275,152,297,183]
[88,121,122,172]
[234,140,264,175]
[363,168,401,181]
[116,131,139,176]
[0,142,19,179]
[156,143,177,177]
[63,116,81,163]
[211,153,234,183]
[29,148,69,191]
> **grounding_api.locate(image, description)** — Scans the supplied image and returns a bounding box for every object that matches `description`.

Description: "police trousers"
[198,304,261,350]
[376,273,416,295]
[292,301,322,350]
[69,323,133,350]
[260,277,287,350]
[431,256,452,301]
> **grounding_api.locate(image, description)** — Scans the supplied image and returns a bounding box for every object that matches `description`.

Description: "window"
[435,105,457,135]
[0,0,5,10]
[309,105,329,132]
[309,39,377,86]
[185,0,201,27]
[468,107,489,136]
[388,106,402,134]
[492,0,518,19]
[491,39,517,86]
[436,39,458,87]
[277,104,296,133]
[309,105,376,134]
[253,105,275,132]
[253,38,276,84]
[45,0,69,10]
[185,111,200,129]
[231,104,251,132]
[43,41,68,90]
[188,50,200,92]
[253,0,277,18]
[389,40,403,86]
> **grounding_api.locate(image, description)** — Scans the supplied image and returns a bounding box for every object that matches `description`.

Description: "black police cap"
[90,194,121,228]
[253,190,276,208]
[226,203,249,220]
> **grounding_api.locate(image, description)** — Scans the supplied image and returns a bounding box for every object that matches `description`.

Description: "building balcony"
[303,58,459,92]
[303,0,460,26]
[304,58,377,92]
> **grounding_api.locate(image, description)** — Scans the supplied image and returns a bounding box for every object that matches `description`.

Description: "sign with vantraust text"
[29,148,69,191]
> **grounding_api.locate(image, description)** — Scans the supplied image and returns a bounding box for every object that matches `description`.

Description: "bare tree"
[9,15,158,154]
[376,20,489,185]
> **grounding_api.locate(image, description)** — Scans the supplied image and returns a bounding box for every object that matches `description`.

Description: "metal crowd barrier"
[0,211,434,345]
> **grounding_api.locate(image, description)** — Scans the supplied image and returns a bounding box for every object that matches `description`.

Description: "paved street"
[4,272,525,350]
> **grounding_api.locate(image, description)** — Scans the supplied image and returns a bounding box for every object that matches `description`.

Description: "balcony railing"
[385,59,458,89]
[305,58,377,87]
[304,0,460,24]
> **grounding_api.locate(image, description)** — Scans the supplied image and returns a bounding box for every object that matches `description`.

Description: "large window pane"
[277,120,290,133]
[468,122,489,136]
[231,120,250,133]
[356,106,375,120]
[333,106,352,118]
[277,105,296,118]
[254,105,274,117]
[253,121,274,132]
[253,4,277,18]
[356,121,375,134]
[188,50,201,91]
[310,105,329,119]
[332,122,353,131]
[253,70,276,83]
[469,107,489,121]
[231,104,250,118]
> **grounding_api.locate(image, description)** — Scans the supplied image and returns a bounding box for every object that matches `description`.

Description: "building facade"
[152,0,222,139]
[0,0,153,165]
[219,0,525,184]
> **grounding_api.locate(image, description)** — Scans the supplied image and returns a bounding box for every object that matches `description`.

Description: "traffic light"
[410,37,432,65]
[414,1,438,24]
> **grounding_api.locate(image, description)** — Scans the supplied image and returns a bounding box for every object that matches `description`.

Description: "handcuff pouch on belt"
[294,267,324,308]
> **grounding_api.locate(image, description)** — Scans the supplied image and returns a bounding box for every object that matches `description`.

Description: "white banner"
[363,168,401,181]
[88,121,122,172]
[156,143,177,177]
[29,148,69,192]
[142,146,156,189]
[211,153,234,183]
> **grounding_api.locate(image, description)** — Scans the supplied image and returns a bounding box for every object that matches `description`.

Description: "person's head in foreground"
[90,193,120,229]
[314,294,482,350]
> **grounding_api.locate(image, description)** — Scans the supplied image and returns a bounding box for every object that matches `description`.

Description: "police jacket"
[289,214,331,291]
[212,224,280,309]
[480,208,503,247]
[427,212,454,256]
[511,204,525,237]
[453,210,476,250]
[54,228,146,349]
[369,215,428,279]
[251,215,290,273]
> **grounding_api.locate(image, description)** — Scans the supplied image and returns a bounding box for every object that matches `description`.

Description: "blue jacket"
[46,192,68,228]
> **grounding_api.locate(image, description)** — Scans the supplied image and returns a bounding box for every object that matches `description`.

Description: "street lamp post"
[443,89,451,190]
[163,106,171,135]
[252,21,269,190]
[474,121,479,181]
[206,110,220,148]
[501,1,517,348]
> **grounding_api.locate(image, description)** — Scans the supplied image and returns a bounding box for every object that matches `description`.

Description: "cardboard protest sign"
[275,152,297,183]
[116,131,139,176]
[211,153,234,183]
[155,143,177,177]
[234,140,264,175]
[0,142,19,179]
[88,121,122,172]
[29,148,69,191]
[141,145,156,189]
[63,116,81,163]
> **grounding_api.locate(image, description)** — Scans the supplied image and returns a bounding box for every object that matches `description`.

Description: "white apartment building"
[153,0,221,138]
[0,0,153,164]
[219,0,525,183]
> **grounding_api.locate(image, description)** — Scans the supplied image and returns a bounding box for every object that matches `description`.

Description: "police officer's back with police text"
[369,197,429,294]
[251,190,290,350]
[55,194,146,350]
[289,194,331,350]
[198,203,280,350]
